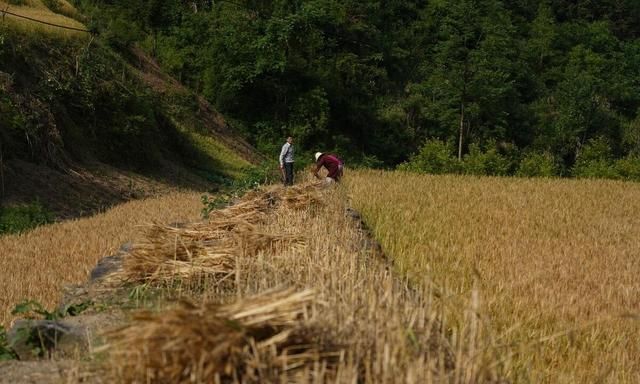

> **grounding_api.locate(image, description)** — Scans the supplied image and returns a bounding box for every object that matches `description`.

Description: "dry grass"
[345,170,640,383]
[0,0,86,36]
[0,191,203,327]
[101,288,341,383]
[105,189,307,288]
[97,179,505,383]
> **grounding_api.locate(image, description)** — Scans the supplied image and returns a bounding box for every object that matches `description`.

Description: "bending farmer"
[313,152,344,184]
[279,136,295,186]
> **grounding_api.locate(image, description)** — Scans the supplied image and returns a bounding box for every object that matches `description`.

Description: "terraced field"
[3,171,638,383]
[0,192,203,327]
[345,169,640,383]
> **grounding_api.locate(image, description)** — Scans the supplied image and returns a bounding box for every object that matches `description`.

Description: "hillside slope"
[0,1,263,221]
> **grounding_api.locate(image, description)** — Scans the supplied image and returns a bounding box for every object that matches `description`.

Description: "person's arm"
[279,143,288,168]
[313,162,323,179]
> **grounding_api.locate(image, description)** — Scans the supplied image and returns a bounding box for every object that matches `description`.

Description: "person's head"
[287,136,293,144]
[315,152,323,162]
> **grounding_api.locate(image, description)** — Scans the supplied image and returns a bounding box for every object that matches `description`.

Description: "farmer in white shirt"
[279,136,295,186]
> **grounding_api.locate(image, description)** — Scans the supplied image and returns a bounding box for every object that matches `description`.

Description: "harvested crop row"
[101,288,341,383]
[97,181,505,383]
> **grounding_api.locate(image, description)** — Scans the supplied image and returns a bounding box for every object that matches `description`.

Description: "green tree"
[418,0,519,159]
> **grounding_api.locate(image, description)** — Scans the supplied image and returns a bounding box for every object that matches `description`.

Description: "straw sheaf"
[236,230,307,255]
[170,220,258,241]
[107,201,306,286]
[282,185,325,210]
[101,289,341,383]
[105,223,238,286]
[160,220,306,255]
[207,190,281,222]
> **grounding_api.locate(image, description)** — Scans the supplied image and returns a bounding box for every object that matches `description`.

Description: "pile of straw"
[282,184,325,210]
[102,289,341,383]
[207,190,281,222]
[236,230,306,254]
[105,220,306,286]
[104,186,314,287]
[104,223,237,286]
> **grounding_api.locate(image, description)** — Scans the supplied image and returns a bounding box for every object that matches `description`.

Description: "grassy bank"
[345,170,640,383]
[1,1,261,235]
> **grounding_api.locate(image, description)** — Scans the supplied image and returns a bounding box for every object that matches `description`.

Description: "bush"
[355,154,385,169]
[516,151,559,177]
[572,159,619,179]
[571,137,619,179]
[0,326,16,361]
[41,0,62,13]
[397,139,459,174]
[103,17,144,50]
[615,156,640,181]
[461,143,510,176]
[0,201,53,235]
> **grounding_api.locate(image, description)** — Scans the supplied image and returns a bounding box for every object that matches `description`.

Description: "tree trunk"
[0,139,4,199]
[458,101,465,160]
[152,31,158,58]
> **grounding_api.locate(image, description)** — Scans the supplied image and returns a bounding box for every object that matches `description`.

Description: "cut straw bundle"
[103,215,307,288]
[207,190,281,223]
[105,223,237,286]
[101,288,341,383]
[236,230,306,254]
[282,187,324,210]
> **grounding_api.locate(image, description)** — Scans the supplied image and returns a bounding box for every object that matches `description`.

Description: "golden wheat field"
[0,192,203,328]
[345,169,640,383]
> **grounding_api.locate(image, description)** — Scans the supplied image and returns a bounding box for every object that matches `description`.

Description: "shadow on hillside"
[0,159,212,221]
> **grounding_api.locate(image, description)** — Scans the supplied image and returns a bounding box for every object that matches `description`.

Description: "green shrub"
[42,0,62,13]
[615,156,640,181]
[397,139,459,174]
[571,137,619,179]
[573,159,619,179]
[0,201,53,235]
[516,151,559,177]
[355,154,385,169]
[0,326,16,361]
[461,143,510,176]
[103,17,144,50]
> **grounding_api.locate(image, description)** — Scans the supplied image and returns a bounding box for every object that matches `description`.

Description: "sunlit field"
[92,181,505,382]
[345,170,640,383]
[0,192,203,327]
[0,0,86,36]
[3,181,511,382]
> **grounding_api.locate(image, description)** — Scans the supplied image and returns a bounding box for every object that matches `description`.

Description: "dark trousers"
[284,162,294,186]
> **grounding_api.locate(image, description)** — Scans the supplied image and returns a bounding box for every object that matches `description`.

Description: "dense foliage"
[0,201,53,235]
[72,0,640,173]
[0,23,252,178]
